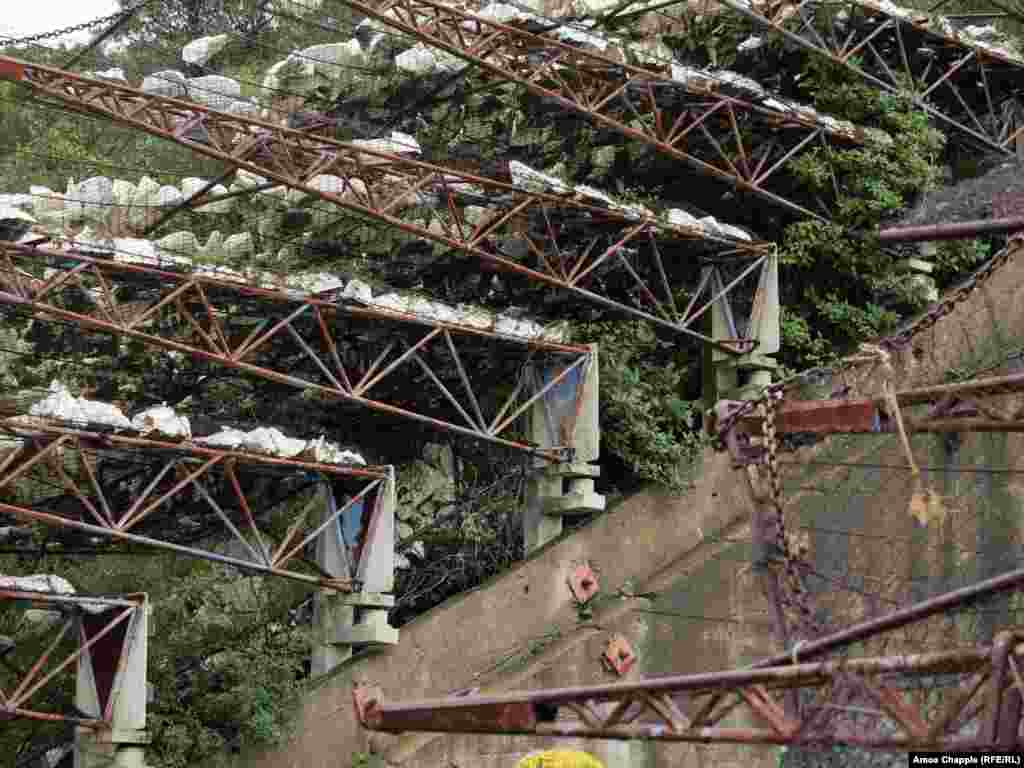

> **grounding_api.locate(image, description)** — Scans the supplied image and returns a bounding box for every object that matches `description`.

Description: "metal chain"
[714,235,1023,445]
[0,2,145,47]
[880,237,1018,352]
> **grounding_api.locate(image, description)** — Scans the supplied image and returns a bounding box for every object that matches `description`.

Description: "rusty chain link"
[0,2,148,47]
[714,235,1023,447]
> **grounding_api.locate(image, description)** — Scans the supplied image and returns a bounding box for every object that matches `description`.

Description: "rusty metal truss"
[355,559,1024,749]
[355,637,1024,749]
[713,369,1024,464]
[0,242,596,460]
[336,0,890,222]
[718,0,1024,154]
[0,418,391,591]
[0,587,146,728]
[0,56,776,346]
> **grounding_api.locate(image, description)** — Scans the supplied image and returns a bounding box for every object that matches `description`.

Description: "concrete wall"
[241,241,1024,768]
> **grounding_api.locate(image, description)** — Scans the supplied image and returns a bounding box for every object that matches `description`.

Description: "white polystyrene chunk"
[0,574,75,594]
[509,160,570,194]
[113,238,159,265]
[288,273,346,294]
[342,279,374,303]
[196,426,247,449]
[738,35,765,52]
[240,427,308,458]
[91,68,127,81]
[351,131,423,155]
[395,43,468,74]
[182,34,230,66]
[187,75,242,111]
[29,381,133,430]
[304,435,366,465]
[141,70,187,98]
[131,404,192,439]
[0,206,35,225]
[476,3,538,23]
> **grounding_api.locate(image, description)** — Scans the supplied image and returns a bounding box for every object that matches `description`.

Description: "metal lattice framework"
[0,588,146,727]
[0,418,391,591]
[355,642,1019,748]
[0,56,774,346]
[356,562,1024,748]
[333,0,892,222]
[0,242,595,460]
[718,0,1024,154]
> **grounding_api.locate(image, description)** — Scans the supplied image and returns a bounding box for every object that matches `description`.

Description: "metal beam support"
[325,0,891,221]
[0,587,146,731]
[0,56,771,347]
[0,418,389,592]
[523,344,604,553]
[75,596,151,768]
[0,243,593,462]
[716,0,1024,155]
[879,216,1024,243]
[354,633,1024,749]
[712,369,1024,451]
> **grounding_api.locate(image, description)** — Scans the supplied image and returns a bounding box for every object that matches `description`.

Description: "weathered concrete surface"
[240,243,1024,768]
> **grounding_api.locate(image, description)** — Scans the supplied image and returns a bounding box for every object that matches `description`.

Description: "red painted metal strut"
[0,55,769,348]
[0,417,389,591]
[0,242,591,461]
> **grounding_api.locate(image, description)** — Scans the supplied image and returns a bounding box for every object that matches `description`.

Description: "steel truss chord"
[0,420,391,591]
[333,0,890,222]
[354,633,1024,749]
[0,587,146,727]
[717,369,1024,450]
[717,0,1024,154]
[0,243,597,460]
[0,56,771,346]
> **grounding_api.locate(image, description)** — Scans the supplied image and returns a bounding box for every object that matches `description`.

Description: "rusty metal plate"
[569,564,599,605]
[603,634,637,676]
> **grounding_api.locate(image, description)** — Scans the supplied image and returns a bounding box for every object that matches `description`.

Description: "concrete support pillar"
[312,470,399,678]
[75,599,151,768]
[523,344,605,554]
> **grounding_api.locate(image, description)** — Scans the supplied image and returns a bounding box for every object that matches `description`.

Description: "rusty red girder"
[713,370,1024,449]
[0,588,145,728]
[0,56,771,346]
[879,216,1024,243]
[716,0,1024,154]
[0,242,592,461]
[0,418,390,591]
[332,0,891,222]
[353,633,1024,749]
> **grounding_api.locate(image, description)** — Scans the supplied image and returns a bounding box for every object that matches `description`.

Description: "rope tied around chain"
[859,343,919,476]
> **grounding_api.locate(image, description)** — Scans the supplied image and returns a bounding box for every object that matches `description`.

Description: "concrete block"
[543,490,607,516]
[332,608,399,646]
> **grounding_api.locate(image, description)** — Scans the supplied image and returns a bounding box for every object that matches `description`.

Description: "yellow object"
[515,750,606,768]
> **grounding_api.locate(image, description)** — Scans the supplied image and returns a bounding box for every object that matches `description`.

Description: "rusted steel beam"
[0,420,390,591]
[0,590,145,728]
[327,0,891,222]
[0,56,770,347]
[715,0,1024,155]
[354,641,1020,748]
[0,243,592,461]
[878,217,1024,243]
[727,370,1024,437]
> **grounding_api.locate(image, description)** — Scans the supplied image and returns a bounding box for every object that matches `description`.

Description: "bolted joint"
[568,563,600,605]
